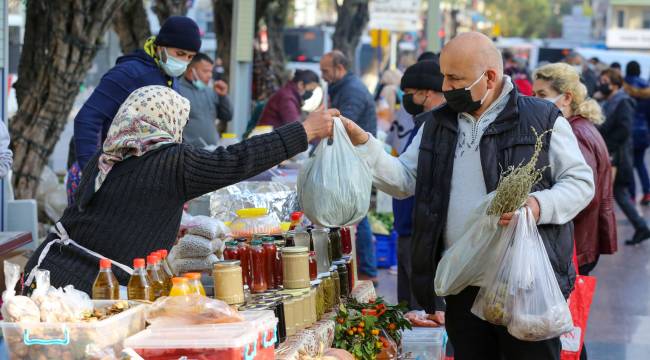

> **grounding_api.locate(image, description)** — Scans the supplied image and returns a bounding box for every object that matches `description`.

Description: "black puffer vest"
[411,88,576,313]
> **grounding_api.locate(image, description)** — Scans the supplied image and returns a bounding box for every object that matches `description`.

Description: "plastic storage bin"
[401,327,447,360]
[0,300,146,360]
[124,310,278,360]
[230,208,281,239]
[375,231,397,268]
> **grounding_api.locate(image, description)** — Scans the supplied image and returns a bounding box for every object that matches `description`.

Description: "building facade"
[606,0,650,50]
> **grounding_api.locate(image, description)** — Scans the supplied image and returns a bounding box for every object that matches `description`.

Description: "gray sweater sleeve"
[0,120,12,178]
[182,121,308,200]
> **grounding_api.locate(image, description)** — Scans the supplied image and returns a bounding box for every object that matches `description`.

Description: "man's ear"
[486,69,499,90]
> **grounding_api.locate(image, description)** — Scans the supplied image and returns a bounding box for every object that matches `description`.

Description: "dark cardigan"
[25,122,308,294]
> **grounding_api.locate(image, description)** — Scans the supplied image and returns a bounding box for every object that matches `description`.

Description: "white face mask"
[160,48,189,78]
[541,94,563,106]
[572,64,583,75]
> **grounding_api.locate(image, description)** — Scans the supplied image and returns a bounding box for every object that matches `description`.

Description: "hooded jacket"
[74,49,176,170]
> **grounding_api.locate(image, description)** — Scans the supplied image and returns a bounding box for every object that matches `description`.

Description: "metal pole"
[426,0,441,52]
[389,32,398,69]
[229,0,255,136]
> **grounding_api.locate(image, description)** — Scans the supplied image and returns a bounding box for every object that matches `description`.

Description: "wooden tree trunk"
[212,0,233,83]
[265,0,290,86]
[113,0,151,54]
[152,0,188,26]
[9,0,126,199]
[333,0,369,70]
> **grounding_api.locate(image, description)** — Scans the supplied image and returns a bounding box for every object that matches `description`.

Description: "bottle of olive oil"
[128,258,153,301]
[92,258,120,300]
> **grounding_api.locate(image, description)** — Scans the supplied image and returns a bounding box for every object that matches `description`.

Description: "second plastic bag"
[471,207,573,341]
[297,117,372,227]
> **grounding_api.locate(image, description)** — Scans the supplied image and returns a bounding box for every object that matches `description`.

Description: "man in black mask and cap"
[390,59,445,319]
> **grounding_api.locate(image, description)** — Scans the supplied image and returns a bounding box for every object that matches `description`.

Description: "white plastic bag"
[472,207,573,340]
[506,208,573,340]
[297,117,372,227]
[434,193,506,296]
[1,261,40,323]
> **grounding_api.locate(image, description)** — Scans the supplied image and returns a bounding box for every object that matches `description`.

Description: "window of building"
[617,10,625,28]
[644,11,650,29]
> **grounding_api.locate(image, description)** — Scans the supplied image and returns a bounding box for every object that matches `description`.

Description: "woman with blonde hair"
[533,63,617,269]
[533,62,618,360]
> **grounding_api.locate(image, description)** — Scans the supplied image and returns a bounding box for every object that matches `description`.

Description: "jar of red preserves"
[308,251,317,281]
[250,240,268,293]
[262,237,277,289]
[236,239,252,288]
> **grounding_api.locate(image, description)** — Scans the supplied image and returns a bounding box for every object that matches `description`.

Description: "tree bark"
[152,0,188,25]
[112,0,151,54]
[333,0,369,70]
[265,0,290,86]
[212,0,233,83]
[9,0,126,199]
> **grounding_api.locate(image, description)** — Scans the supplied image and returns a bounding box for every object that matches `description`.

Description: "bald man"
[340,32,594,360]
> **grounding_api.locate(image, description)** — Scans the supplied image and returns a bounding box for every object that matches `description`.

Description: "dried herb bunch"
[486,128,551,216]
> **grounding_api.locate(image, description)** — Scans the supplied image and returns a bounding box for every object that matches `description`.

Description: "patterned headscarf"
[95,85,190,191]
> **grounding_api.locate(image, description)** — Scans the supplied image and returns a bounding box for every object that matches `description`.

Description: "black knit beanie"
[400,60,444,92]
[155,16,201,52]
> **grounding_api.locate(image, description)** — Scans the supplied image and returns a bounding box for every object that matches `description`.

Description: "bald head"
[439,32,504,116]
[320,50,349,84]
[441,32,503,78]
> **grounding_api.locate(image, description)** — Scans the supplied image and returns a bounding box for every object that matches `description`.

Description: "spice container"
[282,246,310,289]
[312,228,331,274]
[262,237,277,289]
[213,260,245,305]
[334,260,350,298]
[230,208,281,239]
[329,227,343,261]
[250,240,268,293]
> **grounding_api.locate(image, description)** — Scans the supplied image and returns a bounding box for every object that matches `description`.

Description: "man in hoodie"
[178,52,232,148]
[69,16,201,204]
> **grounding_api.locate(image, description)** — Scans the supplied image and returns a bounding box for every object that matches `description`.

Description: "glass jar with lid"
[213,260,245,305]
[328,227,343,261]
[250,240,268,293]
[282,246,310,289]
[320,272,335,311]
[330,266,340,304]
[334,260,350,298]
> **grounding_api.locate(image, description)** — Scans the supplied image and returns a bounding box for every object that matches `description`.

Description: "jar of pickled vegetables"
[334,260,349,298]
[330,266,340,304]
[328,227,343,261]
[311,279,324,321]
[320,272,334,311]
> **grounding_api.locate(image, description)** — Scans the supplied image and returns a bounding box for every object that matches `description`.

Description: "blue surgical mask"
[192,69,207,89]
[160,48,189,77]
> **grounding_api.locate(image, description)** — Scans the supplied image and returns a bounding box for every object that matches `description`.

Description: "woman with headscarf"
[68,16,202,205]
[25,86,338,294]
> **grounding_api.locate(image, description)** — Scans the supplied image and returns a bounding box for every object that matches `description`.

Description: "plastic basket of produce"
[375,231,397,268]
[1,300,146,360]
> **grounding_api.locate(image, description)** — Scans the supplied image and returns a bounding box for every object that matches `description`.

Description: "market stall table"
[275,280,377,359]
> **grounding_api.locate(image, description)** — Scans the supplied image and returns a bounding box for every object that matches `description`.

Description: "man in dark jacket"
[73,16,201,173]
[339,32,594,360]
[321,50,378,281]
[624,61,650,205]
[600,68,650,245]
[392,59,446,315]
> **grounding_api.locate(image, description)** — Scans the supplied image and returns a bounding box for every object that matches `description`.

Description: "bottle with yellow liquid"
[128,258,153,301]
[92,258,120,300]
[147,255,165,299]
[184,273,206,296]
[169,277,191,296]
[153,251,172,293]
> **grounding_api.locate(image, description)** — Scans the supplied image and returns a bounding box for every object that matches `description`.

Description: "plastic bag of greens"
[297,117,372,227]
[434,192,506,296]
[505,207,573,341]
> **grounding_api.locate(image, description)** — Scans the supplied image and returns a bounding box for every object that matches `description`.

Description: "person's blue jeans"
[356,217,377,277]
[630,146,650,198]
